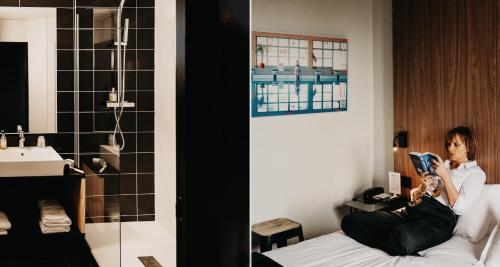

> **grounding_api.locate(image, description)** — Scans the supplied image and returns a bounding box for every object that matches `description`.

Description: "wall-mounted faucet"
[17,125,25,149]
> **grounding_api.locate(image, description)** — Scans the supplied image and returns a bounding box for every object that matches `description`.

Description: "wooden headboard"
[393,0,499,189]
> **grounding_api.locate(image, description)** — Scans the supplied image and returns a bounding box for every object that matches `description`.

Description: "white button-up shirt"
[432,160,486,215]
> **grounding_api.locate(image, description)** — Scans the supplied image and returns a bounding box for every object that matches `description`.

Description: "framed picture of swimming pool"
[251,32,348,117]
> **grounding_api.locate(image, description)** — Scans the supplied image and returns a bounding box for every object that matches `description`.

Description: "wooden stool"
[252,218,304,252]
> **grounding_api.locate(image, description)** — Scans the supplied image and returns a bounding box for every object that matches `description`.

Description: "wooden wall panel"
[393,0,499,189]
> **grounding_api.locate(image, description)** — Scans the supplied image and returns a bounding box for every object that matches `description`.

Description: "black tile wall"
[137,50,154,69]
[78,30,93,49]
[120,174,136,194]
[57,8,73,28]
[137,29,154,49]
[137,133,153,152]
[120,195,137,216]
[76,8,93,28]
[0,2,155,223]
[57,71,74,91]
[137,7,154,28]
[137,194,154,214]
[126,29,137,49]
[75,1,155,223]
[76,0,120,7]
[138,215,154,221]
[20,0,73,7]
[137,91,154,111]
[57,30,74,49]
[137,71,154,90]
[79,71,93,91]
[137,0,153,8]
[0,0,18,6]
[57,50,74,70]
[122,8,136,28]
[137,112,154,131]
[137,173,154,194]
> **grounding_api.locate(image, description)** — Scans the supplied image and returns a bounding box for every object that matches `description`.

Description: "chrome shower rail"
[74,12,80,167]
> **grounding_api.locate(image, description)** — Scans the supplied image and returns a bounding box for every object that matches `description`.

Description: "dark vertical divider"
[176,0,249,266]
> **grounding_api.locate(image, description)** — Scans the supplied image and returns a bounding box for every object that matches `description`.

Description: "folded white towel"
[0,211,11,230]
[39,220,70,234]
[40,214,71,226]
[40,219,71,227]
[37,199,71,222]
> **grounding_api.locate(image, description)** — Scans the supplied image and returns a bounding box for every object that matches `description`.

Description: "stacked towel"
[38,200,71,234]
[0,210,11,235]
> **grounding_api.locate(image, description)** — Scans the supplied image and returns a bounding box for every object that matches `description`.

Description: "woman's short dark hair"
[445,126,476,160]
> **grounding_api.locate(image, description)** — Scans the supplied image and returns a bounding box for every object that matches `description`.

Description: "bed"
[258,231,487,267]
[255,185,500,267]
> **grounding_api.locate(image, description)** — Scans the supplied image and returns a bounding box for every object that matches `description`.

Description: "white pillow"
[454,185,500,242]
[476,223,500,267]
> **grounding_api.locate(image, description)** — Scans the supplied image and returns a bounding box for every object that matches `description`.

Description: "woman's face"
[447,135,468,163]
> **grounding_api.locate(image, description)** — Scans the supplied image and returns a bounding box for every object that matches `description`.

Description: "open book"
[409,152,438,176]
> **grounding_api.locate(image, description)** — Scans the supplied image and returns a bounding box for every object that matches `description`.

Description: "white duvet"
[263,231,487,267]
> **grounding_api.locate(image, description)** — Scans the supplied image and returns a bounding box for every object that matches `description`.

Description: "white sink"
[100,144,120,171]
[0,146,66,177]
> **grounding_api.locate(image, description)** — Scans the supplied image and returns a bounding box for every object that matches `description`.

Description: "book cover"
[408,152,438,176]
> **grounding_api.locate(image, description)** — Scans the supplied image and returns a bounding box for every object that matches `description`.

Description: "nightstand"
[252,218,304,252]
[344,196,408,214]
[343,200,387,214]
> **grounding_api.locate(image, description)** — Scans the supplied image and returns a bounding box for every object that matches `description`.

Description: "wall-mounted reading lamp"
[393,131,408,151]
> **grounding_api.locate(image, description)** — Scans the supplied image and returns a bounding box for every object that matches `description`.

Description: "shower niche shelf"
[106,101,135,108]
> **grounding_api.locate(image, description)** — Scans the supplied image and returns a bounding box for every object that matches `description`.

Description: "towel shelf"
[0,173,96,266]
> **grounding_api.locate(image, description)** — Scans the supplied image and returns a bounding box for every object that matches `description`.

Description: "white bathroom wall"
[26,17,57,133]
[154,0,176,266]
[0,13,56,133]
[251,0,393,238]
[0,19,26,40]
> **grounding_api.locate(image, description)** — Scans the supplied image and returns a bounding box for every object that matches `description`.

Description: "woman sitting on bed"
[341,126,486,256]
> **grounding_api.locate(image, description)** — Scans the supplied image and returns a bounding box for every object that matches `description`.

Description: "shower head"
[123,18,129,44]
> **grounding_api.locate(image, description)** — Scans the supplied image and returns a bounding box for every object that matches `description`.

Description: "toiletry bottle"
[109,87,118,102]
[0,131,7,149]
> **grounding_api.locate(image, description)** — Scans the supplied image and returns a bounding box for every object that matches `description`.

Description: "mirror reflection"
[0,7,57,133]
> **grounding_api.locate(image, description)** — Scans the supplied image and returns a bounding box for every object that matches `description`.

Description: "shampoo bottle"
[109,87,118,102]
[0,130,7,149]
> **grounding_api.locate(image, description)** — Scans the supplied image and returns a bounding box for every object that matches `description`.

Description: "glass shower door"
[75,5,122,267]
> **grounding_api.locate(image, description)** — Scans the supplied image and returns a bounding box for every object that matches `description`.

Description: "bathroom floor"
[86,221,175,267]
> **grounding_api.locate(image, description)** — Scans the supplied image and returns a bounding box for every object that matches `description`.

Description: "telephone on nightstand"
[362,187,386,204]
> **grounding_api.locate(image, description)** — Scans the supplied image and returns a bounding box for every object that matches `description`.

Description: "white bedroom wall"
[372,0,394,191]
[251,0,393,238]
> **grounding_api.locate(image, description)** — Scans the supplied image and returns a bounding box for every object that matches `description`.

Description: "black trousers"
[341,195,458,256]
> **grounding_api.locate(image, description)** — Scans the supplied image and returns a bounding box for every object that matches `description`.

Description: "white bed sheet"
[263,231,487,267]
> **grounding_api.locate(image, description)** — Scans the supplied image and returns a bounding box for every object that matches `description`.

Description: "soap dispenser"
[0,130,7,149]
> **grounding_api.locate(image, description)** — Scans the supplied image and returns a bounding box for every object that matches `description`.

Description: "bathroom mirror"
[0,7,57,134]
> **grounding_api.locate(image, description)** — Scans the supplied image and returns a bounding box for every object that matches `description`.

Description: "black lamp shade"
[393,131,408,149]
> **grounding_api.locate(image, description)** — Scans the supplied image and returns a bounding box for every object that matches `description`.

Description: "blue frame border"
[251,73,348,117]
